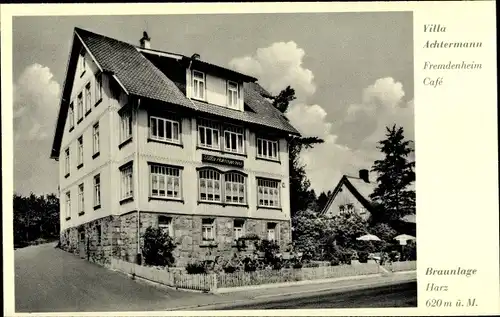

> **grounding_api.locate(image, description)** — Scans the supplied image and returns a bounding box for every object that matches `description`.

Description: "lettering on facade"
[202,154,244,168]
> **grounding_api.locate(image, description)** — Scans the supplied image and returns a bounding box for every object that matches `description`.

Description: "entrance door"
[78,230,86,259]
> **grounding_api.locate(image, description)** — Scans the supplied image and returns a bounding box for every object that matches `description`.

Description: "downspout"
[135,97,141,264]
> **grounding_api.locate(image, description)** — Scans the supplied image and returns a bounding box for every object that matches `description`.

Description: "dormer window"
[227,81,238,108]
[192,70,205,100]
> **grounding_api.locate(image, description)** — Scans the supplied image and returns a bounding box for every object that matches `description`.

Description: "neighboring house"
[319,169,416,236]
[50,28,300,266]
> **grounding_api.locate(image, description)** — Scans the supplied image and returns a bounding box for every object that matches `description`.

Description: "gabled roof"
[320,175,376,216]
[50,27,300,159]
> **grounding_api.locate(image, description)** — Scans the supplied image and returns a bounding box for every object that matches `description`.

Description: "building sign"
[202,154,244,168]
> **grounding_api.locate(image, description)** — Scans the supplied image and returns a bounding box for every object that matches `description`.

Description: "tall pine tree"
[369,125,415,222]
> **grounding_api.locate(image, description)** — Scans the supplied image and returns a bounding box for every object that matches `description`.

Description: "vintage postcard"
[2,2,498,316]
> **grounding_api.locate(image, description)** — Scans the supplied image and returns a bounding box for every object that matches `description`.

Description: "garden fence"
[383,260,417,272]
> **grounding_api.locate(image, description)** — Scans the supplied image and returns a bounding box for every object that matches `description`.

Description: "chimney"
[140,31,151,49]
[359,169,369,183]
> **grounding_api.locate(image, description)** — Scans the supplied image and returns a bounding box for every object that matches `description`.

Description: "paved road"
[203,281,417,310]
[14,243,210,312]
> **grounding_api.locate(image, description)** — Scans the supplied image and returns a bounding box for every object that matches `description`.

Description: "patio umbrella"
[394,234,416,245]
[356,234,381,241]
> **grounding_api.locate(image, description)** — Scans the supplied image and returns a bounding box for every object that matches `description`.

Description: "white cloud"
[229,41,316,99]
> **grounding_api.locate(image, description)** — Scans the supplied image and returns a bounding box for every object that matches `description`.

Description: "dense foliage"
[142,226,176,267]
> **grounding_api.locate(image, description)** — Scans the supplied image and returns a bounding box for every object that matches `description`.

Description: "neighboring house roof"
[50,27,300,159]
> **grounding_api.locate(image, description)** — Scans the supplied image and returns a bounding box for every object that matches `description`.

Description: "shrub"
[142,226,176,267]
[401,241,417,261]
[292,262,303,269]
[358,251,369,263]
[243,257,258,272]
[389,250,401,262]
[330,259,340,266]
[258,239,281,266]
[223,265,237,274]
[186,262,207,274]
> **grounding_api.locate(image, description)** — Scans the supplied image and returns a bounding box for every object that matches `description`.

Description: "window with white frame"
[198,119,220,149]
[198,169,221,202]
[150,116,180,143]
[77,93,83,121]
[95,72,103,103]
[80,50,86,73]
[69,102,75,129]
[257,138,279,160]
[224,125,244,154]
[359,207,366,215]
[77,136,83,167]
[257,179,281,208]
[119,109,132,143]
[64,148,70,176]
[120,165,133,199]
[202,218,215,241]
[78,183,84,214]
[65,191,71,218]
[85,83,92,113]
[93,122,99,155]
[224,173,246,204]
[192,70,205,100]
[150,165,181,199]
[267,223,277,241]
[233,220,245,240]
[93,174,101,207]
[227,81,238,108]
[158,216,173,237]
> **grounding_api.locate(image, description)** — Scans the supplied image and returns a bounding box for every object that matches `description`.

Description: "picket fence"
[384,260,417,272]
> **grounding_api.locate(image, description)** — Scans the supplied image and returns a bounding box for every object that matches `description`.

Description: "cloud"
[229,41,316,99]
[14,64,60,195]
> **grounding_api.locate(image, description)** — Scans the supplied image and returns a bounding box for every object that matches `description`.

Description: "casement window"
[77,136,83,167]
[150,116,180,144]
[120,165,133,199]
[85,83,92,114]
[64,148,70,176]
[198,169,221,202]
[95,72,102,103]
[150,165,181,199]
[158,216,173,237]
[92,122,100,156]
[202,218,215,241]
[224,125,244,154]
[227,81,238,108]
[69,102,75,130]
[192,70,205,100]
[267,223,277,241]
[257,179,281,208]
[359,207,366,215]
[339,205,345,213]
[257,138,279,161]
[77,93,84,121]
[119,109,132,143]
[65,191,71,218]
[198,119,220,149]
[224,173,246,204]
[78,183,84,214]
[233,220,245,240]
[93,174,101,208]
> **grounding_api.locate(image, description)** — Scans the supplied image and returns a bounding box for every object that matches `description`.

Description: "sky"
[12,12,414,196]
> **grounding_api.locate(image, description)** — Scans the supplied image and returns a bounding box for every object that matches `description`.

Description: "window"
[69,102,75,129]
[359,207,366,215]
[93,122,100,156]
[77,93,83,121]
[95,72,102,103]
[80,50,86,74]
[119,109,132,143]
[227,81,238,108]
[78,183,84,214]
[233,220,245,240]
[267,223,277,241]
[257,138,279,160]
[85,83,92,114]
[96,225,102,245]
[198,119,220,149]
[257,179,281,208]
[120,165,133,199]
[339,205,345,213]
[158,216,173,237]
[150,165,181,199]
[150,116,180,143]
[192,70,205,100]
[346,203,354,212]
[77,136,83,167]
[224,125,244,154]
[198,169,221,202]
[202,218,215,241]
[93,174,101,207]
[65,192,71,219]
[64,148,70,176]
[224,173,246,204]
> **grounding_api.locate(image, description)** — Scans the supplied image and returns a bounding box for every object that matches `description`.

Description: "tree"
[292,209,326,260]
[330,212,369,249]
[316,190,331,213]
[141,227,176,267]
[370,125,415,222]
